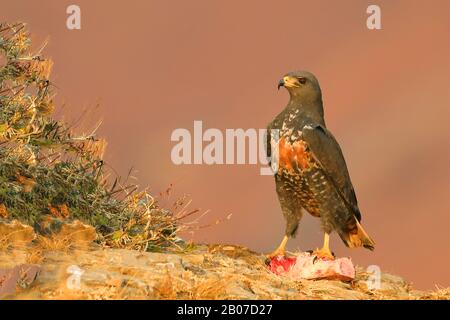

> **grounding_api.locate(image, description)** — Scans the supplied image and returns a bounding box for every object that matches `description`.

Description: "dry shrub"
[0,22,200,253]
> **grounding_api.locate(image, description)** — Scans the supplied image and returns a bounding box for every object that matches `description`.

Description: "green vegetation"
[0,22,183,252]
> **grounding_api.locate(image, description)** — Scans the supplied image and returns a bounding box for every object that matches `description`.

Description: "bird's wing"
[302,124,361,220]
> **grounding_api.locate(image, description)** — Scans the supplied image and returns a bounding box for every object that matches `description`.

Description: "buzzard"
[267,71,374,260]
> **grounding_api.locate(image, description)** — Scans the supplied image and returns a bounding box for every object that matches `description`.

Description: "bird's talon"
[266,235,288,260]
[311,248,335,261]
[266,250,286,260]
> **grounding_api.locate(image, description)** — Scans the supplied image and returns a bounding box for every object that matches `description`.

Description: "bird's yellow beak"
[278,76,300,90]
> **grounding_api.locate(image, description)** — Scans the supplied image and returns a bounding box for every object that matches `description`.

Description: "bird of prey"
[266,71,374,260]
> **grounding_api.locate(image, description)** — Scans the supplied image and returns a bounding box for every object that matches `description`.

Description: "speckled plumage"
[267,71,374,250]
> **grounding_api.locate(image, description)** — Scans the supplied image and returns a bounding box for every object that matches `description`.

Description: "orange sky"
[4,0,450,290]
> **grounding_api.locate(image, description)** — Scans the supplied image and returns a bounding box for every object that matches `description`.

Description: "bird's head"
[278,71,322,103]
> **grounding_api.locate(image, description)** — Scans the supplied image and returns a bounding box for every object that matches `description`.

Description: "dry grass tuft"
[0,22,202,253]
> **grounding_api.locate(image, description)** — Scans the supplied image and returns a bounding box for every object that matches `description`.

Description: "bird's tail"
[340,218,375,251]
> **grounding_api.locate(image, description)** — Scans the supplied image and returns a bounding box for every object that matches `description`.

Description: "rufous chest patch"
[278,137,313,172]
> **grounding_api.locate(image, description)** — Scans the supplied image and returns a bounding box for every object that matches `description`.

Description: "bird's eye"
[298,77,306,84]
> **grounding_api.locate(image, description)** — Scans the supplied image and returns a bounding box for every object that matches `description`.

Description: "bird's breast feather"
[278,137,315,172]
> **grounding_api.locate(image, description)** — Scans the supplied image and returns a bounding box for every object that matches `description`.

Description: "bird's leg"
[267,235,289,259]
[312,233,335,261]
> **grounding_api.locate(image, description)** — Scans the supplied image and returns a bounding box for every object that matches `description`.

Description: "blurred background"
[4,0,450,290]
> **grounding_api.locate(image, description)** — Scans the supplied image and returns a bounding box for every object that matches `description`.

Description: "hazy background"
[4,0,450,290]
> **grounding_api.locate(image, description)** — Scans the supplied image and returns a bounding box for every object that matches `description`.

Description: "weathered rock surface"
[1,244,448,300]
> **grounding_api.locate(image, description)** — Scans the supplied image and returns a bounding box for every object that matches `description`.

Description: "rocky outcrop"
[1,243,448,300]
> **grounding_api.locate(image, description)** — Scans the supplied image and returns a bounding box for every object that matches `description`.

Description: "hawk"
[267,71,374,260]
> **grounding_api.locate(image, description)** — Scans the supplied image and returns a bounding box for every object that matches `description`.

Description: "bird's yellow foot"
[310,233,334,262]
[311,247,335,262]
[266,248,286,259]
[266,235,289,260]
